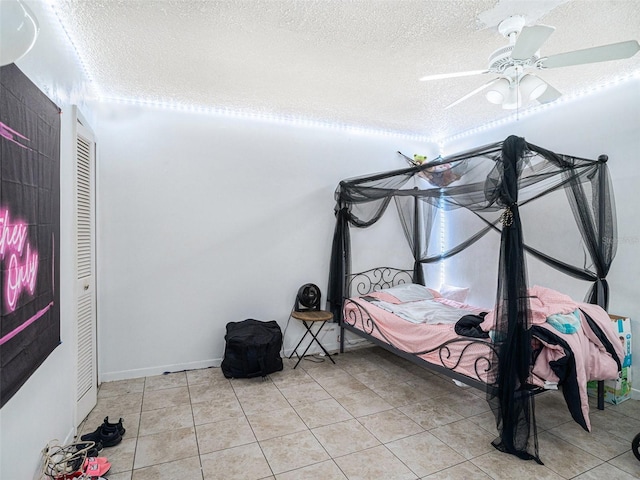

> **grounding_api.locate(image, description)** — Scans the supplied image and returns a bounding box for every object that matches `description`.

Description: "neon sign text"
[0,208,28,256]
[0,208,39,312]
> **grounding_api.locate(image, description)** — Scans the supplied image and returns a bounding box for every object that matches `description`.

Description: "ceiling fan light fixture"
[485,78,511,104]
[519,74,548,101]
[501,86,521,110]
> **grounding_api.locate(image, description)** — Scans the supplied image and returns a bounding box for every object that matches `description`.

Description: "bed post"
[412,189,425,285]
[328,197,350,354]
[489,136,542,463]
[596,154,609,411]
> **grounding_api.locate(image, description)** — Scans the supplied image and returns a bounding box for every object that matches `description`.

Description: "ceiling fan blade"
[511,25,555,60]
[540,40,640,69]
[444,78,501,110]
[420,70,488,81]
[536,81,562,104]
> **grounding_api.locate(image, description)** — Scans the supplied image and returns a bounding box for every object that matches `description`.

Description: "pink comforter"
[480,285,578,331]
[477,284,623,431]
[530,302,624,431]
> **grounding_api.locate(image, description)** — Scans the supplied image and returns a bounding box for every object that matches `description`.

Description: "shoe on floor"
[73,441,102,458]
[80,425,122,448]
[83,457,111,477]
[102,416,126,436]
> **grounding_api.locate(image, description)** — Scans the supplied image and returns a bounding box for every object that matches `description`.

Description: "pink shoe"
[82,457,111,477]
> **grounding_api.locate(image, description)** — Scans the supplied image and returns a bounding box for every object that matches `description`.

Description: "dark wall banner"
[0,64,61,408]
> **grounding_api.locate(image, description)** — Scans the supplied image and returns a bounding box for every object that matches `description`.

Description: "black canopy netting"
[327,135,616,463]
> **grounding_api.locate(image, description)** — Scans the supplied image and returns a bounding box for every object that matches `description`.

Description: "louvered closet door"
[75,119,97,425]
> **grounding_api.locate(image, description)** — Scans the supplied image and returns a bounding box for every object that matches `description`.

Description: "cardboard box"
[609,314,632,368]
[586,314,632,404]
[588,366,632,405]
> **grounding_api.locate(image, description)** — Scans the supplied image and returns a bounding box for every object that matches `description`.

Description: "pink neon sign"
[0,121,31,150]
[0,208,39,312]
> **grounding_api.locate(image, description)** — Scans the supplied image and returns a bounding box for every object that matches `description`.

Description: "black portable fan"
[295,284,321,312]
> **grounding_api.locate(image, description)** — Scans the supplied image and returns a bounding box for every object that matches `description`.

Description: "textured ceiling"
[50,0,640,139]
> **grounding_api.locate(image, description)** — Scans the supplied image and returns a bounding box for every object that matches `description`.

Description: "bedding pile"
[365,285,476,325]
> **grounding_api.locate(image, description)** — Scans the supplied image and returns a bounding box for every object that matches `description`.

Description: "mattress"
[343,292,497,383]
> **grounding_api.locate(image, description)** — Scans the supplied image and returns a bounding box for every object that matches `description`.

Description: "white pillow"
[380,283,436,303]
[438,284,469,303]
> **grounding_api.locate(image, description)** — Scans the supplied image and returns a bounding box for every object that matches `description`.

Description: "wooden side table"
[288,310,335,369]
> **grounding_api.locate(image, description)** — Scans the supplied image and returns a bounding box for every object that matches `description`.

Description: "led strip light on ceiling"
[443,70,640,144]
[100,95,436,141]
[46,0,102,100]
[46,1,639,146]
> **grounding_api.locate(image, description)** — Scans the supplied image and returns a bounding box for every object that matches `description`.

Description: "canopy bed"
[327,135,621,463]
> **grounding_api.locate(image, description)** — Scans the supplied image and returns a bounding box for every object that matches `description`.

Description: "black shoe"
[74,440,103,457]
[80,425,122,447]
[102,416,126,437]
[63,440,102,473]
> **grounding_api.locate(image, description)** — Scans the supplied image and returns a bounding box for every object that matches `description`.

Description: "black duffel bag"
[221,319,283,378]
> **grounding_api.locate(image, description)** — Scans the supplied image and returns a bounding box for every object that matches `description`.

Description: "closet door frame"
[73,107,98,426]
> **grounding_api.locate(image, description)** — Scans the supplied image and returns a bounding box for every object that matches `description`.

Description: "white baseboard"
[63,426,77,445]
[100,329,374,383]
[100,358,222,383]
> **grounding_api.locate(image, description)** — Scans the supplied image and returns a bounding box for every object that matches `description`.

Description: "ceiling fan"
[420,15,640,110]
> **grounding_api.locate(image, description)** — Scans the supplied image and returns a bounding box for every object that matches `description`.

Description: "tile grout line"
[231,374,277,479]
[300,360,391,479]
[295,361,428,479]
[186,375,206,480]
[129,376,144,478]
[283,366,350,478]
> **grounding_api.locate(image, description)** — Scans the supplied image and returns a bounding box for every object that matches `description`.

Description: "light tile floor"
[77,346,640,479]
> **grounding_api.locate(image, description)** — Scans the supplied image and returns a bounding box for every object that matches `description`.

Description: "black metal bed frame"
[338,266,605,407]
[338,267,498,394]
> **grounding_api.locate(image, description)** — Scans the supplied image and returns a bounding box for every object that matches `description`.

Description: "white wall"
[443,79,640,397]
[92,102,437,380]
